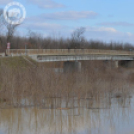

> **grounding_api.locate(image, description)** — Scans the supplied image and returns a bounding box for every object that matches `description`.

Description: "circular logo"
[3,2,26,25]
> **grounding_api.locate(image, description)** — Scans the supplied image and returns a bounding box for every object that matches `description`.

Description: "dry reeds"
[0,58,133,109]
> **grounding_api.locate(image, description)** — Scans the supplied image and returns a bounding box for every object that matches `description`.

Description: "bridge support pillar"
[119,61,134,68]
[115,61,119,68]
[63,61,81,73]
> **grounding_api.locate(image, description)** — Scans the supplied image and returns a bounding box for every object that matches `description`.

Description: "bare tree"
[5,23,19,43]
[0,9,4,51]
[0,9,20,48]
[71,27,86,48]
[0,9,3,29]
[27,29,43,49]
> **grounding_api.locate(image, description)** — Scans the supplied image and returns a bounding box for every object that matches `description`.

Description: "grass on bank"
[0,56,37,68]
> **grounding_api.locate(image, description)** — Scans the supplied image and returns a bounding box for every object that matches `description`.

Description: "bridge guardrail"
[6,49,134,56]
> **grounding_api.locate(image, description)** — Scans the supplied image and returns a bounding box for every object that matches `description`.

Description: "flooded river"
[0,95,133,134]
[0,60,134,134]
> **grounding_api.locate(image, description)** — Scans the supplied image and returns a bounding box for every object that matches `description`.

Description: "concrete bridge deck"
[6,49,134,62]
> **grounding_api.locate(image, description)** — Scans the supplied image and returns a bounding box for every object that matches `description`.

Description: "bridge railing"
[6,49,134,56]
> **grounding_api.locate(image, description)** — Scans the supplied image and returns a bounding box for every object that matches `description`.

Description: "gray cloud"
[27,0,65,8]
[27,11,98,21]
[20,22,70,37]
[43,11,98,20]
[86,27,117,33]
[0,0,13,5]
[97,22,134,27]
[85,26,134,43]
[24,22,66,31]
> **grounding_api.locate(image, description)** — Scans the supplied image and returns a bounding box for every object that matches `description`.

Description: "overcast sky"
[0,0,134,44]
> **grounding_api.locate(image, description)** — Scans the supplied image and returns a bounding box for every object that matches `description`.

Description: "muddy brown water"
[0,61,134,134]
[0,95,133,134]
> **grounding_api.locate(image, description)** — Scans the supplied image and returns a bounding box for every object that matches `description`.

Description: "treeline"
[0,35,134,52]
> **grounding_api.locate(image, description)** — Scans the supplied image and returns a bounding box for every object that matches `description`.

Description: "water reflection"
[0,95,133,134]
[0,61,134,134]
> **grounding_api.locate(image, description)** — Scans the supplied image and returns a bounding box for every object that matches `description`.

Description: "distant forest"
[0,33,134,52]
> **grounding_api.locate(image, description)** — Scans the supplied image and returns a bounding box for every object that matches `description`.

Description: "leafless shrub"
[0,59,133,109]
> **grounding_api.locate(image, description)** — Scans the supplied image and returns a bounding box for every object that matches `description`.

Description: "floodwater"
[0,95,134,134]
[0,60,134,134]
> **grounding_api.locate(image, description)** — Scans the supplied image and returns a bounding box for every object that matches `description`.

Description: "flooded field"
[0,58,134,134]
[0,96,134,134]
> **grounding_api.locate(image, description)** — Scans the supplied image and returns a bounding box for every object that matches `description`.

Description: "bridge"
[6,49,134,62]
[6,49,134,71]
